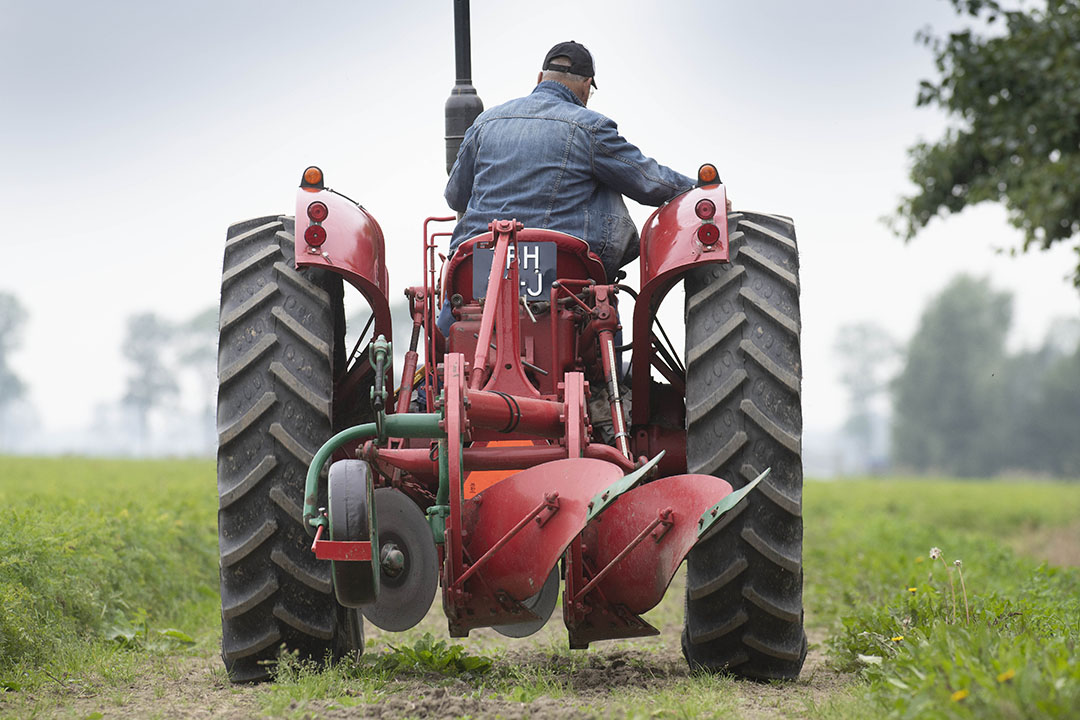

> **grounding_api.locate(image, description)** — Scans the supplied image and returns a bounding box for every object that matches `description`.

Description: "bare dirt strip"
[32,616,851,720]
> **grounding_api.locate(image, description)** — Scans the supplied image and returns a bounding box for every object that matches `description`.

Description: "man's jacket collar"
[531,81,585,107]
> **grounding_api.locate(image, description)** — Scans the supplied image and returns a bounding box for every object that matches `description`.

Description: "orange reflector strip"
[698,164,718,184]
[464,440,537,499]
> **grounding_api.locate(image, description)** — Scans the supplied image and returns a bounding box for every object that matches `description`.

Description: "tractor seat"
[443,228,607,304]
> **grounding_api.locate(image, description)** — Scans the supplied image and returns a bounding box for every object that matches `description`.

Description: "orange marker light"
[303,166,323,186]
[697,164,718,184]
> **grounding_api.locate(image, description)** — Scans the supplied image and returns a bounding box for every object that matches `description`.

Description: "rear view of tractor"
[215,1,804,685]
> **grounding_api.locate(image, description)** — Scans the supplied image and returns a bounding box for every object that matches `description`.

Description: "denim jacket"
[445,81,694,278]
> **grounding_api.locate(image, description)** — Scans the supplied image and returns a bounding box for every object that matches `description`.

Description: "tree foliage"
[892,276,1012,476]
[0,293,28,409]
[833,322,897,465]
[895,0,1080,285]
[893,274,1080,477]
[122,313,178,446]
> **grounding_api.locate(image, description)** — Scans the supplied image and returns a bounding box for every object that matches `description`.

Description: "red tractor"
[215,3,803,685]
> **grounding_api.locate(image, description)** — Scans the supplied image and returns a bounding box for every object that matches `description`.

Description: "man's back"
[445,81,692,278]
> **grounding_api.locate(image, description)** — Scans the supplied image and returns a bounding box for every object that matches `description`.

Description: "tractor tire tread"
[268,421,316,467]
[217,214,355,683]
[743,585,802,624]
[685,313,747,368]
[685,369,747,425]
[224,219,284,256]
[685,265,745,316]
[687,557,748,600]
[269,485,305,525]
[222,625,282,663]
[219,283,279,333]
[219,334,278,389]
[271,547,332,594]
[270,306,331,358]
[219,456,277,510]
[269,361,332,417]
[220,518,277,567]
[274,604,334,640]
[222,575,279,620]
[682,211,806,681]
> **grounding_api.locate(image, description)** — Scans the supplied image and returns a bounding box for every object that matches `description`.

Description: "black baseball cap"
[543,41,597,88]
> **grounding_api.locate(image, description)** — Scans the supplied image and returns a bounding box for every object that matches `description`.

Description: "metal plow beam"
[565,473,735,648]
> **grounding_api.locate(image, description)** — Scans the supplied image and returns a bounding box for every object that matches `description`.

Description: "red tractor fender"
[631,183,729,428]
[294,186,393,343]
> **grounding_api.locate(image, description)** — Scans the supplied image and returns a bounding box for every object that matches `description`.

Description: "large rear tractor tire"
[216,215,361,682]
[681,211,806,680]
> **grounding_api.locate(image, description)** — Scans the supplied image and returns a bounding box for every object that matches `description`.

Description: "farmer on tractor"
[444,41,696,288]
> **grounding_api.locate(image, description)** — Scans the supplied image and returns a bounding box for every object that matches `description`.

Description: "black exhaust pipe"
[445,0,484,174]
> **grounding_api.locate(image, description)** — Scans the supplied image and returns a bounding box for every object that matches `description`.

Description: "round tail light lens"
[307,201,329,222]
[695,199,716,220]
[305,225,327,247]
[697,224,720,245]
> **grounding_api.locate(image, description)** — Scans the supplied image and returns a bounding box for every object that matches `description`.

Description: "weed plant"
[0,456,218,691]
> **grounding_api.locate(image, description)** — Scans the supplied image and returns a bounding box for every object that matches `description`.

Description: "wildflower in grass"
[951,689,969,702]
[915,556,924,564]
[891,635,904,642]
[930,546,957,623]
[997,669,1016,683]
[907,587,917,594]
[954,559,971,624]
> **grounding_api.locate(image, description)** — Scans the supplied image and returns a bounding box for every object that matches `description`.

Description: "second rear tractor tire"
[216,215,360,682]
[681,211,806,680]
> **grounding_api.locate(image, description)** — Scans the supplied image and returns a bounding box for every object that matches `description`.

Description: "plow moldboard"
[461,457,625,601]
[579,473,735,614]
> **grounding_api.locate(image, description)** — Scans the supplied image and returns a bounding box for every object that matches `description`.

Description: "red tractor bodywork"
[295,186,393,345]
[298,168,747,645]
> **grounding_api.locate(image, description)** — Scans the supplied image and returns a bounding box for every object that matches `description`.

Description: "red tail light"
[305,225,327,246]
[697,224,719,245]
[695,199,716,220]
[307,201,329,222]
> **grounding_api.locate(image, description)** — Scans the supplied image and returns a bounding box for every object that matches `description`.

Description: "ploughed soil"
[16,611,853,720]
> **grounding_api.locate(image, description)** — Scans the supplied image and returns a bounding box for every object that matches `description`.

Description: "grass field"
[0,456,1077,718]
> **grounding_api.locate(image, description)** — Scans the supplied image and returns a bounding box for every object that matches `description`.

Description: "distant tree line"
[0,293,28,444]
[892,276,1080,477]
[836,276,1080,478]
[121,308,217,454]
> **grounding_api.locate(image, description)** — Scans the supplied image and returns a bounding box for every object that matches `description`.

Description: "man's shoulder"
[477,90,611,130]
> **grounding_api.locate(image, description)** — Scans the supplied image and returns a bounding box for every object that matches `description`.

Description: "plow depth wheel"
[681,212,806,680]
[329,460,378,607]
[216,216,359,683]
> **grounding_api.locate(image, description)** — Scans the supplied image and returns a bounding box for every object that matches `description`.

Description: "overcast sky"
[2,0,1077,446]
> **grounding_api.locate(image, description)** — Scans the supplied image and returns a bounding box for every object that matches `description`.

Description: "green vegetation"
[807,478,1080,717]
[2,458,1078,718]
[355,634,493,678]
[0,456,218,692]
